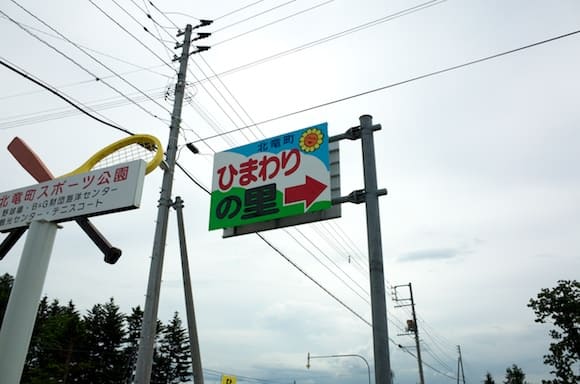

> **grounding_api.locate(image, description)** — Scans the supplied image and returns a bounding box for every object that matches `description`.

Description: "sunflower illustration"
[299,128,324,152]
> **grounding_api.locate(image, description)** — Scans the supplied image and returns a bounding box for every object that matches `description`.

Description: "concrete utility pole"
[134,24,193,384]
[360,115,392,384]
[330,115,390,384]
[457,345,465,384]
[393,283,425,384]
[409,283,425,384]
[173,197,204,384]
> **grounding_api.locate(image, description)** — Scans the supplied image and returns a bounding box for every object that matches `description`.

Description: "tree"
[504,364,526,384]
[0,272,14,325]
[485,372,496,384]
[21,298,84,384]
[82,298,126,384]
[158,312,192,383]
[528,280,580,384]
[124,306,144,382]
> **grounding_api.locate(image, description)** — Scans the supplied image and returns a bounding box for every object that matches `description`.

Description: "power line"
[192,27,580,144]
[198,55,266,139]
[284,227,370,304]
[401,346,457,381]
[0,56,132,135]
[2,53,439,365]
[0,13,172,80]
[0,88,167,130]
[0,71,166,102]
[87,0,175,72]
[213,0,335,47]
[213,0,297,33]
[214,0,267,21]
[293,226,370,298]
[1,48,372,331]
[9,0,174,116]
[209,0,445,64]
[109,0,176,61]
[152,9,382,313]
[1,6,169,123]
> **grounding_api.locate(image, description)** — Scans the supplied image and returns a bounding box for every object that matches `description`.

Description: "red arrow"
[284,176,327,209]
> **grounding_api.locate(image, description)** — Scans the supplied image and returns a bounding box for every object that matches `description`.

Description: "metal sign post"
[0,160,147,384]
[0,220,57,383]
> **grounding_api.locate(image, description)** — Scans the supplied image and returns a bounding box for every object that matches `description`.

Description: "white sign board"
[0,160,146,232]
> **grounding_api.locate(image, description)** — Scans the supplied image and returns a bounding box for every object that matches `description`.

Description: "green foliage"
[0,272,14,324]
[159,312,192,383]
[528,280,580,384]
[21,298,85,383]
[485,372,496,384]
[504,364,526,384]
[0,274,193,383]
[81,298,127,383]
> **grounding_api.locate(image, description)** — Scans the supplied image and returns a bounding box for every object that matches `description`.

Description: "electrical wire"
[192,27,580,144]
[0,88,167,130]
[87,0,176,72]
[1,7,168,123]
[213,0,297,33]
[292,226,370,298]
[214,0,267,21]
[198,55,266,139]
[423,342,456,374]
[2,54,452,374]
[283,227,370,304]
[0,56,132,135]
[401,346,458,381]
[0,13,172,80]
[10,0,174,117]
[213,0,335,47]
[173,161,374,327]
[109,0,175,61]
[2,4,464,374]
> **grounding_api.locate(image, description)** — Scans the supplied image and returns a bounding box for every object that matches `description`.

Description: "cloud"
[397,248,460,263]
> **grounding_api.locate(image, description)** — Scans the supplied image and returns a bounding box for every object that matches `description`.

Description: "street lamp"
[306,352,371,384]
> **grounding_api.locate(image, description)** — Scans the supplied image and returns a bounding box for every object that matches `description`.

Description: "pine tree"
[159,312,192,383]
[484,372,496,384]
[0,272,14,325]
[21,299,84,384]
[82,298,126,384]
[504,364,527,384]
[124,306,144,383]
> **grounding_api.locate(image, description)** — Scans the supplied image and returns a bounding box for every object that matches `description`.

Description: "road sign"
[221,375,236,384]
[0,160,146,232]
[209,123,332,231]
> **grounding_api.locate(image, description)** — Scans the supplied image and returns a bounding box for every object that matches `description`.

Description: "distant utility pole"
[393,283,425,384]
[457,345,465,384]
[134,21,211,384]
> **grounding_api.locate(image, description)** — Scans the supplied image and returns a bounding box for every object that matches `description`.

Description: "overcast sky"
[1,1,579,384]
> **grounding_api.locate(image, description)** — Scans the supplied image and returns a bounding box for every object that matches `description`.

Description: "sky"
[1,1,579,384]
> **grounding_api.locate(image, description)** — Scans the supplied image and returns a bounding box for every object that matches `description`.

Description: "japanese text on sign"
[0,160,146,232]
[209,123,331,231]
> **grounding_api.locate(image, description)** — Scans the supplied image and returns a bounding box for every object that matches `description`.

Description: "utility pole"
[360,115,391,384]
[457,346,465,384]
[393,283,425,384]
[173,196,204,384]
[330,115,390,384]
[134,24,193,384]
